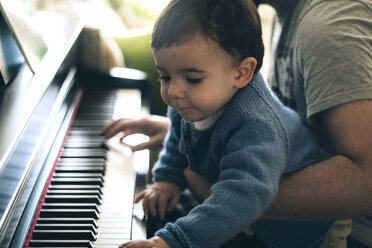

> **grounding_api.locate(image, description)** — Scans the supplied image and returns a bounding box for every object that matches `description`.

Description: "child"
[120,0,333,247]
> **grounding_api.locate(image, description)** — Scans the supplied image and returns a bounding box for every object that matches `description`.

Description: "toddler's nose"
[168,81,186,99]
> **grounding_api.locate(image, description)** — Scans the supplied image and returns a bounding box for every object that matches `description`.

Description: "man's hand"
[135,181,181,220]
[101,115,170,151]
[119,236,170,248]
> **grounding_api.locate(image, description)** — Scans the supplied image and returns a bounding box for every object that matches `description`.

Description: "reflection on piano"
[0,7,149,248]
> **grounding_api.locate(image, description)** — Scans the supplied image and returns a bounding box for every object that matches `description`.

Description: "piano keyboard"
[27,90,143,248]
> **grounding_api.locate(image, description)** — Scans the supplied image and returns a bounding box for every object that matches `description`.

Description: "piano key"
[57,157,106,164]
[52,173,104,179]
[76,105,114,111]
[35,223,98,234]
[46,190,102,199]
[72,119,111,127]
[65,137,107,142]
[96,233,130,239]
[79,100,115,105]
[28,239,93,248]
[77,99,113,106]
[68,130,103,136]
[42,203,100,213]
[44,195,101,205]
[57,161,106,168]
[39,209,99,219]
[60,148,107,159]
[69,126,106,132]
[63,141,108,149]
[51,177,103,186]
[48,184,103,194]
[37,218,98,228]
[32,230,96,241]
[75,113,113,119]
[93,239,129,246]
[97,227,131,234]
[76,107,113,113]
[55,166,105,174]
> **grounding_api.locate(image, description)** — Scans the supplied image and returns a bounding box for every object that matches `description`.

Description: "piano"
[0,3,149,248]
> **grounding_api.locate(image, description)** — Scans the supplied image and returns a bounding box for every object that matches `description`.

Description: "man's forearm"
[262,155,372,221]
[263,100,372,221]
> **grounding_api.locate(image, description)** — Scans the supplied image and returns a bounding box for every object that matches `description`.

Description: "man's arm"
[263,99,372,221]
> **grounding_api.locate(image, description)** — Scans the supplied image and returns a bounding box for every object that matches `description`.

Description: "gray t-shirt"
[269,0,372,130]
[268,2,372,243]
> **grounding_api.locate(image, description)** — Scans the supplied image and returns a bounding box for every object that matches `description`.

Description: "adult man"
[103,0,372,247]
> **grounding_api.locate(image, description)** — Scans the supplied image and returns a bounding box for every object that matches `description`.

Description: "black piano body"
[0,7,149,248]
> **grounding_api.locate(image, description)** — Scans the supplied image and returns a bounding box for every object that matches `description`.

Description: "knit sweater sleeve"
[152,108,188,190]
[155,118,288,248]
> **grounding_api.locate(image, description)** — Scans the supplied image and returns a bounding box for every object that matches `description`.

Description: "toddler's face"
[153,33,240,121]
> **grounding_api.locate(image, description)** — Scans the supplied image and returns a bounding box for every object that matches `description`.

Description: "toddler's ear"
[234,57,257,88]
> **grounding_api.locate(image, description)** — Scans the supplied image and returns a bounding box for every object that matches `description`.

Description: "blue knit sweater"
[153,73,333,248]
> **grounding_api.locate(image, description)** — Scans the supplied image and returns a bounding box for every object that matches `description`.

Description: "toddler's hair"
[152,0,264,72]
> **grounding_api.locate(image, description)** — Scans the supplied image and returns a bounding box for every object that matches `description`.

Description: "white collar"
[191,107,226,131]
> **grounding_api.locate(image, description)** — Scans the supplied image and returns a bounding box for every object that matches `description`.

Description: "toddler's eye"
[159,76,170,82]
[186,78,203,84]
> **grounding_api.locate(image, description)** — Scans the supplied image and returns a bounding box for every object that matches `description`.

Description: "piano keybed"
[27,90,141,248]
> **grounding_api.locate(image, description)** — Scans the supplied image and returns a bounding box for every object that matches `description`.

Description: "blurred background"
[34,0,275,116]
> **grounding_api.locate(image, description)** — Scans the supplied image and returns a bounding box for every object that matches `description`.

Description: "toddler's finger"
[157,194,168,220]
[147,192,159,217]
[119,240,133,247]
[142,196,149,215]
[134,191,146,203]
[168,194,180,211]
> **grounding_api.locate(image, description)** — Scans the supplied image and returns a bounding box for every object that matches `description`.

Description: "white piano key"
[92,149,140,246]
[97,233,131,239]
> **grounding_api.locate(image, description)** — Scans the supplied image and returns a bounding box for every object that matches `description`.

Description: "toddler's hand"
[135,181,181,220]
[119,236,170,248]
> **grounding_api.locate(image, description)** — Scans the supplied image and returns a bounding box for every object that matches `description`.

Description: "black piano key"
[35,223,98,234]
[75,113,113,119]
[68,130,103,135]
[77,104,114,108]
[77,105,114,111]
[39,209,99,219]
[55,163,106,170]
[63,141,108,149]
[76,107,113,113]
[52,173,104,179]
[60,153,107,160]
[69,126,105,132]
[28,240,93,248]
[57,157,106,164]
[44,195,101,205]
[60,148,107,159]
[37,218,98,228]
[42,203,100,213]
[57,162,106,168]
[65,137,107,142]
[72,119,110,127]
[76,107,113,112]
[61,147,107,152]
[32,230,96,241]
[51,177,103,186]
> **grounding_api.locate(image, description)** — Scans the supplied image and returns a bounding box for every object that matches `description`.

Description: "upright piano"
[0,4,149,248]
